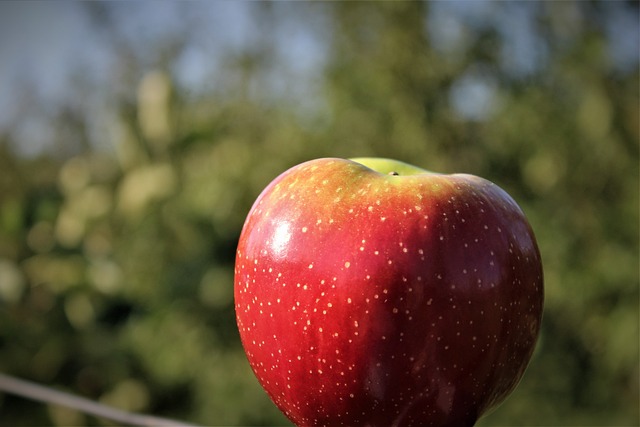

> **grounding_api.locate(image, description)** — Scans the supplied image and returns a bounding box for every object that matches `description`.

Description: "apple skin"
[234,158,543,427]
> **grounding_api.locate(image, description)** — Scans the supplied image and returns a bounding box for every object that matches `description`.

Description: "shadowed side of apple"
[234,158,544,427]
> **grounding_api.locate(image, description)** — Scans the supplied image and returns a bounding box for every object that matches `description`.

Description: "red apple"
[234,158,543,426]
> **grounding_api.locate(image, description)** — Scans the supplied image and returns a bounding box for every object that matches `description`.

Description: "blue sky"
[0,1,637,156]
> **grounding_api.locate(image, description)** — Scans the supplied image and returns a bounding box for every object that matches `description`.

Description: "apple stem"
[0,373,199,427]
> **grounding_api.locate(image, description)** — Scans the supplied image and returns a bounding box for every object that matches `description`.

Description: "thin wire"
[0,372,200,427]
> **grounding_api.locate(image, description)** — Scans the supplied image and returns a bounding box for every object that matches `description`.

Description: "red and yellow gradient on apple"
[234,158,543,426]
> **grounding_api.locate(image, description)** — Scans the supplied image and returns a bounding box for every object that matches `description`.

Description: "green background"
[0,2,638,426]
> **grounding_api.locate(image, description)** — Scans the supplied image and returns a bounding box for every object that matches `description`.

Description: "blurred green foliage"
[0,2,638,426]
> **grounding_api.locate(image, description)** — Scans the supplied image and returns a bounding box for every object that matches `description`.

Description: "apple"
[234,158,543,426]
